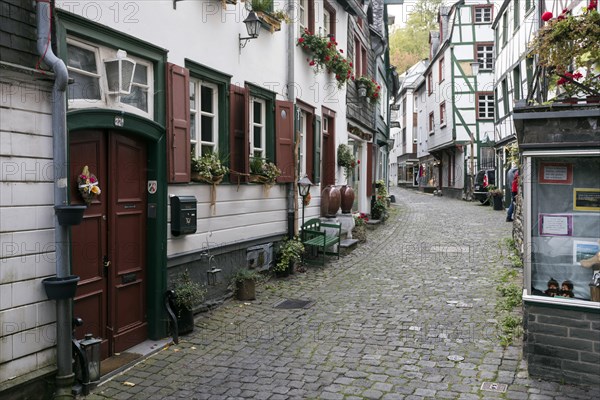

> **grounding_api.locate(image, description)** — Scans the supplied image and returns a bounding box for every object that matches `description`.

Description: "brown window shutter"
[366,144,373,197]
[229,84,249,182]
[275,100,294,182]
[166,63,190,183]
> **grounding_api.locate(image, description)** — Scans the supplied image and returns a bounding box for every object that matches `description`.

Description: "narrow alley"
[87,188,599,400]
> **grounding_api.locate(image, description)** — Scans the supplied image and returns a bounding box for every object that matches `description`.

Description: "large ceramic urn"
[320,185,341,217]
[339,185,355,214]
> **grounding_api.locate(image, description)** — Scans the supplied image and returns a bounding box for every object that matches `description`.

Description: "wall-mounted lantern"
[239,11,261,53]
[104,49,136,97]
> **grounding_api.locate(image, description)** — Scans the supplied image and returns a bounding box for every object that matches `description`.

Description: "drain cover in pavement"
[480,382,507,393]
[273,299,314,309]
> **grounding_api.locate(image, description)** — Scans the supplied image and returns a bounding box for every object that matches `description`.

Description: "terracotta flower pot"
[340,185,355,214]
[321,185,341,217]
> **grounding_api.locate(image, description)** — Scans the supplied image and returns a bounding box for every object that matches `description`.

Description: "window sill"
[256,11,282,33]
[440,122,446,128]
[523,290,600,311]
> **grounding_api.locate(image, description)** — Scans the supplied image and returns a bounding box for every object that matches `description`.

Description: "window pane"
[201,85,213,113]
[201,115,213,142]
[132,64,147,84]
[254,126,262,149]
[253,101,262,123]
[68,71,101,100]
[190,113,197,141]
[121,85,148,111]
[190,83,196,110]
[201,145,214,156]
[67,45,97,73]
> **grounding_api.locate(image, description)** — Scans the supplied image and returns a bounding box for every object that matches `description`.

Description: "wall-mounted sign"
[114,115,125,127]
[573,188,600,211]
[539,213,573,236]
[147,180,157,194]
[539,162,573,185]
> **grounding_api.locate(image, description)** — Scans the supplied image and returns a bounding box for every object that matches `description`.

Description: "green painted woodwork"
[185,59,231,168]
[247,82,276,162]
[56,10,169,340]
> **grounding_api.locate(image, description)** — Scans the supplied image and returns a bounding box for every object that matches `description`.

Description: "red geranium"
[542,11,553,21]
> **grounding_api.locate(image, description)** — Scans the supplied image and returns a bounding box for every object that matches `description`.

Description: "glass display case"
[523,150,600,303]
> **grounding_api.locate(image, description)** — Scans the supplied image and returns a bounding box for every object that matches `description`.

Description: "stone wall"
[523,302,600,385]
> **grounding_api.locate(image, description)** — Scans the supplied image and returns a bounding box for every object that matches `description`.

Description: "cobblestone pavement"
[88,188,600,400]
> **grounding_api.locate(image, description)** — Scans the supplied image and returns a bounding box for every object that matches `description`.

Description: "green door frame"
[68,110,168,340]
[56,10,169,340]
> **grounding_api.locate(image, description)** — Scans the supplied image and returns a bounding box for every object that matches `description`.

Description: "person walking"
[506,167,519,222]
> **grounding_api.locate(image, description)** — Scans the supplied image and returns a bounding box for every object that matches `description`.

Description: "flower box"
[55,205,87,226]
[42,275,80,300]
[256,11,281,32]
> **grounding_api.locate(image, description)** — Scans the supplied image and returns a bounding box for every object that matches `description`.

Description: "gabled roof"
[399,60,429,93]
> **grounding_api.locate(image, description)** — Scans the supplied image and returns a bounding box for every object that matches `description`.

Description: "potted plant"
[170,269,206,334]
[296,30,353,88]
[274,236,304,276]
[231,268,262,301]
[249,157,281,185]
[247,0,289,32]
[487,185,504,211]
[337,144,357,177]
[191,152,229,184]
[354,76,382,103]
[352,212,368,243]
[529,4,600,102]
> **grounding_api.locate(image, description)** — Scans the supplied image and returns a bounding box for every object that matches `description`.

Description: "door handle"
[103,256,111,277]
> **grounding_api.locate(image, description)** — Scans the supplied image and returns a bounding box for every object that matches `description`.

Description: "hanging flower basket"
[55,205,87,226]
[42,275,80,300]
[77,166,101,205]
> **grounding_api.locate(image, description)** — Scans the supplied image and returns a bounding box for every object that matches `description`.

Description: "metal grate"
[480,382,508,393]
[273,299,314,309]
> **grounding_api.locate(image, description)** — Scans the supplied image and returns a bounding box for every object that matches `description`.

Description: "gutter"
[287,0,296,238]
[36,1,74,398]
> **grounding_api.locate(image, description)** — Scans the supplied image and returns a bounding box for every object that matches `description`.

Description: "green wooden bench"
[301,218,341,266]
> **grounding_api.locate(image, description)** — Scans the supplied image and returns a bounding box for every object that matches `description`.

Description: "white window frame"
[299,0,308,35]
[299,110,308,177]
[190,79,219,157]
[66,38,104,107]
[440,102,446,127]
[250,98,266,159]
[474,6,492,23]
[323,7,331,37]
[476,43,494,70]
[477,93,494,119]
[66,37,154,118]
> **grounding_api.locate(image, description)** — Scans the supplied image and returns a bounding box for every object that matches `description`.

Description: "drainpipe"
[36,1,74,399]
[286,0,297,238]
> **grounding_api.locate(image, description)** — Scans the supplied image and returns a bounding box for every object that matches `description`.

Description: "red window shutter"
[229,84,249,182]
[166,63,190,183]
[275,100,294,182]
[366,144,373,197]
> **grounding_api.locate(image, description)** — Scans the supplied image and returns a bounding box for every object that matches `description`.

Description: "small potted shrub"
[231,268,262,301]
[190,152,229,184]
[170,269,206,334]
[487,185,504,211]
[274,236,304,276]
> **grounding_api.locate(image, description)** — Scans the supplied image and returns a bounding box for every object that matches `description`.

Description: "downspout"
[36,1,74,399]
[286,0,297,238]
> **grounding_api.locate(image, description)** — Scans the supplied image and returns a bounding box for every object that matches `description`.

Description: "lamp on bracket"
[470,61,480,76]
[104,49,136,102]
[239,11,261,53]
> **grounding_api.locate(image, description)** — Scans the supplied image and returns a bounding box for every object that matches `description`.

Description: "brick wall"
[0,0,38,67]
[523,302,600,385]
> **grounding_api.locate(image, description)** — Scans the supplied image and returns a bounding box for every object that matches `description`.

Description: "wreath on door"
[78,166,101,205]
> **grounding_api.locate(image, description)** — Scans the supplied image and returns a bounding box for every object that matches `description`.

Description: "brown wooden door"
[70,130,147,358]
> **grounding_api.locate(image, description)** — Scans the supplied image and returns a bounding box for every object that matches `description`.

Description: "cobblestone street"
[88,188,599,400]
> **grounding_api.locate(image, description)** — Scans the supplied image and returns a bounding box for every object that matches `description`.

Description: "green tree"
[390,0,444,73]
